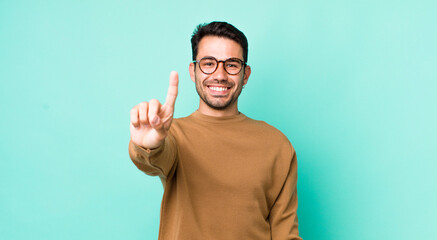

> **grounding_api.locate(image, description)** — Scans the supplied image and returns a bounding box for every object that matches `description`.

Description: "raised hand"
[130,71,179,149]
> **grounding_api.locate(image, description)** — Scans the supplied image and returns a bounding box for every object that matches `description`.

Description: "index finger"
[164,71,179,108]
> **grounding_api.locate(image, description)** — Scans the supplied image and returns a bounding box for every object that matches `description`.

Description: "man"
[129,22,302,240]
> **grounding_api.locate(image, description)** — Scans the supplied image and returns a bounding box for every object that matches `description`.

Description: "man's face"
[189,36,251,110]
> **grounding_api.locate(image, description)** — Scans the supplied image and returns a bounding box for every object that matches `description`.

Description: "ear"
[189,62,195,82]
[243,65,251,86]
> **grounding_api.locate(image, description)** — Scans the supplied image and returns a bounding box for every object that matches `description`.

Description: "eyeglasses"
[192,57,246,75]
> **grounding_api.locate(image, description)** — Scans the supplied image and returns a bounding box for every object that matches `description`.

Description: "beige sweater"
[129,111,301,240]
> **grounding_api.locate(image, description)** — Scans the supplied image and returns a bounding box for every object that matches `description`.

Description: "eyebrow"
[201,56,243,61]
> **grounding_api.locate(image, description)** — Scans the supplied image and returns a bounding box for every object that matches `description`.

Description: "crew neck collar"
[190,110,247,124]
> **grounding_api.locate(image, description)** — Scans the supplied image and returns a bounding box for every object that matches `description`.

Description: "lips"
[207,84,231,95]
[208,86,229,92]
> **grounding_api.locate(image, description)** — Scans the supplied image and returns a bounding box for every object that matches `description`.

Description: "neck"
[197,100,240,117]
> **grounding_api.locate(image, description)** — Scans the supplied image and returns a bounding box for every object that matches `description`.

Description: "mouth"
[207,85,231,95]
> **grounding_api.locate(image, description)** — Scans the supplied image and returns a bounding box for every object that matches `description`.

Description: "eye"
[226,61,241,69]
[200,58,217,68]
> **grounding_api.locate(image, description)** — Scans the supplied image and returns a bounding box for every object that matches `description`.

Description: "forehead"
[197,36,243,60]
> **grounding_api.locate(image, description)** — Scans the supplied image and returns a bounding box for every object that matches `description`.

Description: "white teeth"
[209,86,227,92]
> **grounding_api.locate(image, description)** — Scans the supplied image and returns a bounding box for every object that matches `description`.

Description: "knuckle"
[148,99,161,111]
[130,107,138,115]
[131,116,138,123]
[130,104,139,113]
[139,110,148,118]
[149,99,159,104]
[139,102,148,108]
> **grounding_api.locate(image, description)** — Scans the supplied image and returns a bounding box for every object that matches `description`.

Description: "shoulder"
[244,116,289,140]
[171,115,193,130]
[244,116,295,154]
[244,116,297,177]
[168,114,206,138]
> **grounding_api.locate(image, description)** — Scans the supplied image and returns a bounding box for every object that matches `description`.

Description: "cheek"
[194,76,205,89]
[233,75,245,85]
[196,73,210,85]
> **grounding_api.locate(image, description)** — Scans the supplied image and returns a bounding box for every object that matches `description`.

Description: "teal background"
[1,0,436,239]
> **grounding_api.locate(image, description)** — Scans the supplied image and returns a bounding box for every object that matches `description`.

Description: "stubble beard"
[195,77,244,111]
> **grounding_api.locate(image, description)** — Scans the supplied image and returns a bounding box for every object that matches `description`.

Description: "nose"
[211,61,228,81]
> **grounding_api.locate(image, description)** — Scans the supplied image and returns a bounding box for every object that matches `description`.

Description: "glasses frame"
[192,57,247,75]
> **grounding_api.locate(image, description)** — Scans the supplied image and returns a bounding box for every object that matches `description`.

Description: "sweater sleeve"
[128,134,177,179]
[269,149,302,240]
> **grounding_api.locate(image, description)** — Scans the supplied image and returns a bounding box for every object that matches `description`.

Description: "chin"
[207,103,230,110]
[204,97,235,110]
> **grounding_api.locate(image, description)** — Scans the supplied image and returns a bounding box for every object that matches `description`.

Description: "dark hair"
[191,21,248,63]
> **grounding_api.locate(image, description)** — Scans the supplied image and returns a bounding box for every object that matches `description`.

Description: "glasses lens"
[224,59,243,75]
[199,58,217,74]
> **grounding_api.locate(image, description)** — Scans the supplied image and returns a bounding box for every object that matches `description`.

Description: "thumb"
[150,115,164,130]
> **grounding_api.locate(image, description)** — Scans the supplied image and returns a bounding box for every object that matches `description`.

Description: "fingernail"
[152,116,160,125]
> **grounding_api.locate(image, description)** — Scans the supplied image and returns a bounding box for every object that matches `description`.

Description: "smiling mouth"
[208,86,230,92]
